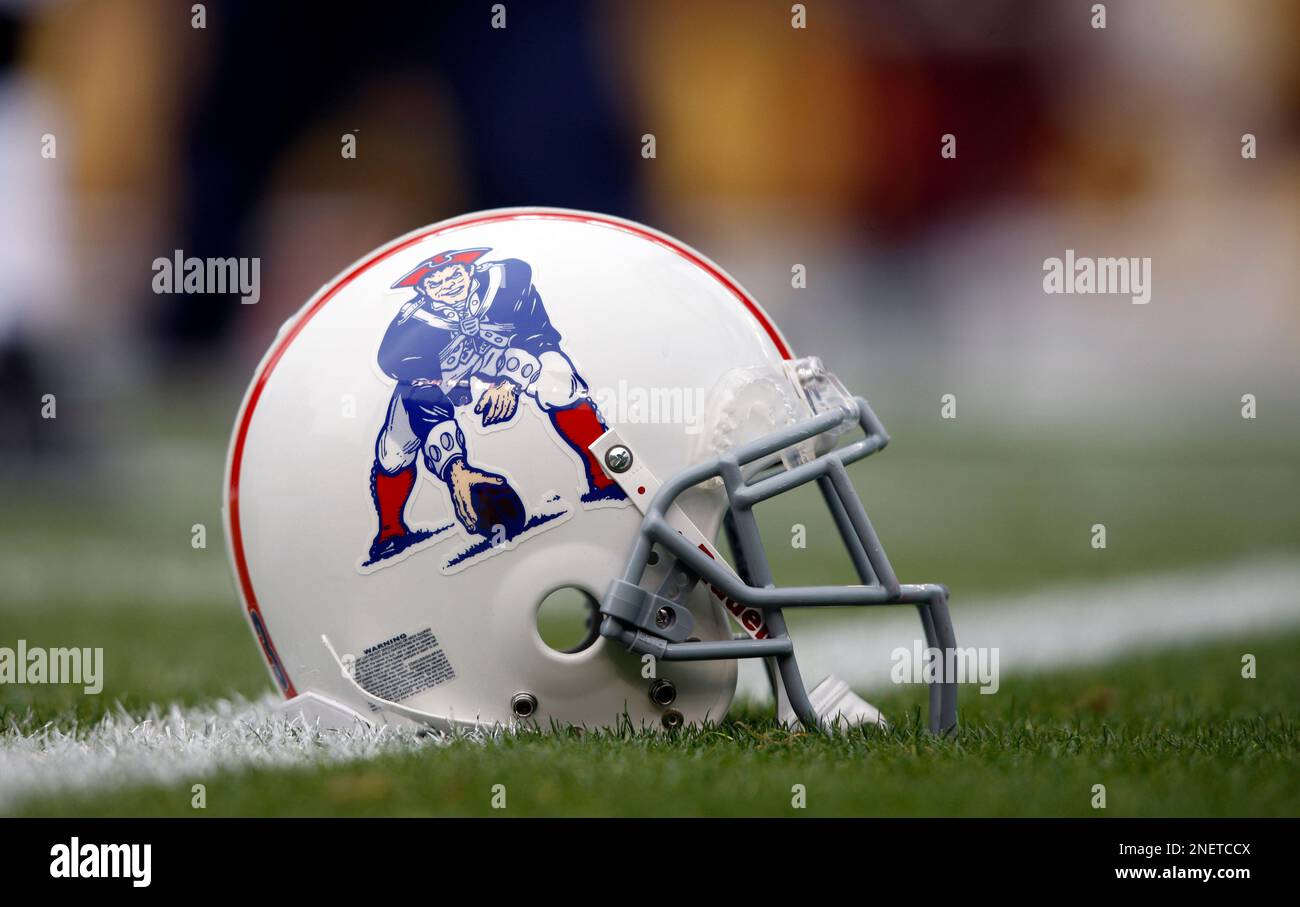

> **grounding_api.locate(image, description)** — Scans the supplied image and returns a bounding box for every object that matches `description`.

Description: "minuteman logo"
[49,838,152,887]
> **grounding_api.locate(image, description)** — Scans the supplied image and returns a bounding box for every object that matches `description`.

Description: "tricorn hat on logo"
[391,248,489,289]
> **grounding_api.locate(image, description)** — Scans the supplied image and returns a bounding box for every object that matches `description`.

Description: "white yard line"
[2,557,1298,812]
[737,555,1300,699]
[0,696,445,813]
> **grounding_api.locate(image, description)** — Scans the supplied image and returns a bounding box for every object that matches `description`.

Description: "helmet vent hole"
[511,692,538,719]
[536,586,601,655]
[649,679,677,707]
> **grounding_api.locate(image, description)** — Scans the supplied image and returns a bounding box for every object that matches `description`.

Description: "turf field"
[6,632,1296,817]
[1,386,1297,816]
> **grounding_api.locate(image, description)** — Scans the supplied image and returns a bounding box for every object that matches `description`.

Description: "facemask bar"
[598,396,958,734]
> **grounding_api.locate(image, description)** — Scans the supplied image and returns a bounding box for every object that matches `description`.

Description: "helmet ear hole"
[536,586,601,655]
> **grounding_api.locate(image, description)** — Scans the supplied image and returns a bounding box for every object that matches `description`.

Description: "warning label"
[354,628,456,704]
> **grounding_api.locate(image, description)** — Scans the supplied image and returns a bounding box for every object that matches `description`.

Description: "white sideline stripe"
[737,555,1300,700]
[1,558,1297,812]
[0,696,447,813]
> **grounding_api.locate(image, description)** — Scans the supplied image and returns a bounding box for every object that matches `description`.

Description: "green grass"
[12,630,1298,817]
[3,389,1297,816]
[751,427,1300,602]
[0,603,268,725]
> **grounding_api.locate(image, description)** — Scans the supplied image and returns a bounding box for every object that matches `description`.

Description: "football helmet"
[223,208,957,733]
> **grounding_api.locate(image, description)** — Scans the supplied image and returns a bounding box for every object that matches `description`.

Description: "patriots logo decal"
[361,248,627,574]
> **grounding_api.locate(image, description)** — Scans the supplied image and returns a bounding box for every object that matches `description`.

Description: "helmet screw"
[510,692,538,719]
[655,606,675,630]
[604,445,633,473]
[649,679,677,707]
[661,709,684,730]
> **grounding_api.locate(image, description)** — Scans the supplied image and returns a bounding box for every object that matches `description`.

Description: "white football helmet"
[223,208,956,733]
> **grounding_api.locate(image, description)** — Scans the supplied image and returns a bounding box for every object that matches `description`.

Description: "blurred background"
[1,0,1297,706]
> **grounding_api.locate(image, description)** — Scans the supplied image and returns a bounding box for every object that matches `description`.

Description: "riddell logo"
[49,837,151,887]
[697,544,770,639]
